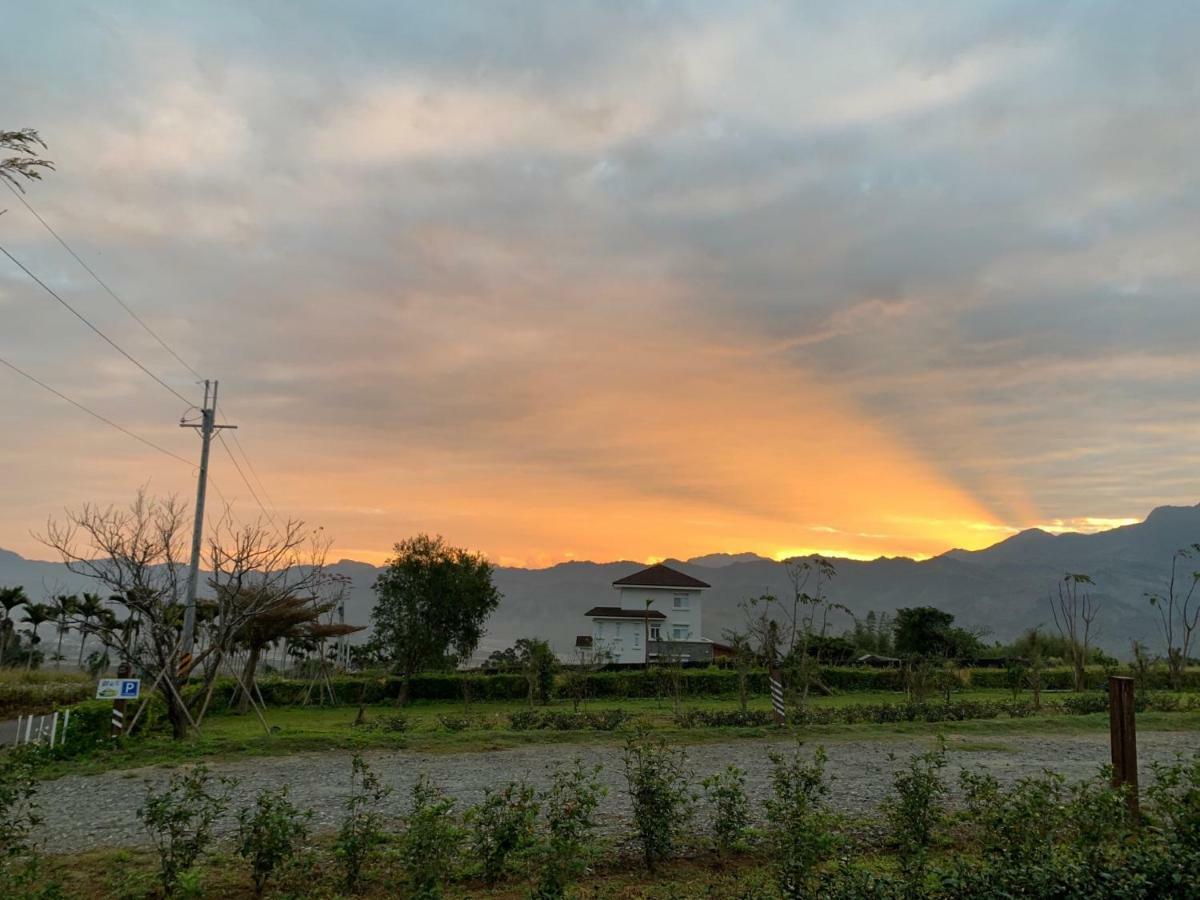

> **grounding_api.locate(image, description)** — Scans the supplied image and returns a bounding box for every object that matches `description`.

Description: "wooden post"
[1108,675,1139,817]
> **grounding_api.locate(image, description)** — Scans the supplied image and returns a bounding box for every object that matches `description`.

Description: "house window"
[672,595,690,610]
[672,625,689,641]
[650,624,661,641]
[633,629,641,648]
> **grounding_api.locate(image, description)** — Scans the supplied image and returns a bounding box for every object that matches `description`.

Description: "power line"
[216,431,276,526]
[3,183,203,380]
[0,243,194,407]
[0,354,193,466]
[4,197,285,531]
[227,430,282,522]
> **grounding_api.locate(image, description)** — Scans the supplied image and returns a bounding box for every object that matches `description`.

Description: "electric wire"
[2,182,203,380]
[227,430,282,522]
[4,197,286,531]
[0,354,193,466]
[0,243,193,406]
[216,431,276,527]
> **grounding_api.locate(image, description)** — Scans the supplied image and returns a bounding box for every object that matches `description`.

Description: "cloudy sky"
[2,2,1198,566]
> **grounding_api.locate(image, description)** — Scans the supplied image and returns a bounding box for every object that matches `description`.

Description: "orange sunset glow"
[3,4,1197,568]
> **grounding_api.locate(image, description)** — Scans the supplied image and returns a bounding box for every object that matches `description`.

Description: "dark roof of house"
[575,635,593,647]
[585,606,667,620]
[611,563,711,589]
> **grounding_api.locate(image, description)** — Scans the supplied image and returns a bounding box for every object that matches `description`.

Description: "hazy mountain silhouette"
[4,504,1199,659]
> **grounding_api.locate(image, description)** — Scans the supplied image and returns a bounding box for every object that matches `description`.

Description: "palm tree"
[75,593,106,669]
[21,603,53,671]
[49,594,77,668]
[0,586,28,667]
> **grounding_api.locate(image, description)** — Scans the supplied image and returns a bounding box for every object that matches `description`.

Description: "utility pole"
[179,380,236,675]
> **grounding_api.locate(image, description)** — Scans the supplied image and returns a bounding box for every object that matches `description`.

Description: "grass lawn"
[36,687,1200,777]
[47,842,781,899]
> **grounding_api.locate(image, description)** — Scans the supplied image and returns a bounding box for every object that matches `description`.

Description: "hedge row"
[508,708,629,731]
[0,681,91,717]
[163,665,1200,710]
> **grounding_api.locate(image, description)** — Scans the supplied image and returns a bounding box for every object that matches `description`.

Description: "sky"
[1,1,1198,567]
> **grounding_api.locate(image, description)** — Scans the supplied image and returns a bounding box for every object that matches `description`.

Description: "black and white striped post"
[769,664,786,725]
[765,620,786,725]
[111,662,132,738]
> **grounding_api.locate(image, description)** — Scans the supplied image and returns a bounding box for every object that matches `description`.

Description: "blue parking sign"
[97,678,141,700]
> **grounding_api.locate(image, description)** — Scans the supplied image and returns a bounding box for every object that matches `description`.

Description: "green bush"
[400,775,463,899]
[702,764,751,853]
[766,744,838,896]
[508,709,630,731]
[235,786,311,897]
[467,780,539,886]
[333,755,391,893]
[0,681,90,718]
[0,748,57,898]
[882,745,947,889]
[532,758,606,899]
[137,765,234,896]
[622,728,693,872]
[675,709,777,728]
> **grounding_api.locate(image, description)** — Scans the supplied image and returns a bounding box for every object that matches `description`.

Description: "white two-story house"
[578,563,713,665]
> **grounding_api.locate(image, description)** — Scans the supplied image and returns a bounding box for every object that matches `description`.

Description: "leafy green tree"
[517,638,557,706]
[893,606,980,658]
[371,534,502,702]
[0,587,27,668]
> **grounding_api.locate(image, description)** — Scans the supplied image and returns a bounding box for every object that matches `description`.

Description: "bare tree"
[1050,573,1100,692]
[782,557,844,707]
[1,129,53,190]
[782,557,838,656]
[197,516,340,722]
[39,490,337,738]
[1145,545,1200,691]
[38,491,196,737]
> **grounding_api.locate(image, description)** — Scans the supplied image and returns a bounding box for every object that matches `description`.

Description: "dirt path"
[32,729,1200,852]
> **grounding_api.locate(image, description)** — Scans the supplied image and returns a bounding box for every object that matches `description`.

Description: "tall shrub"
[333,755,391,892]
[467,780,539,886]
[400,775,463,899]
[622,728,693,871]
[532,759,606,899]
[765,744,837,896]
[137,766,234,896]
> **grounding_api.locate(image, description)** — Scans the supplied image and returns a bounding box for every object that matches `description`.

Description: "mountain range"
[3,503,1200,660]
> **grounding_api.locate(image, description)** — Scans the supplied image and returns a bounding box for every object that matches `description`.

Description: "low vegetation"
[12,737,1200,898]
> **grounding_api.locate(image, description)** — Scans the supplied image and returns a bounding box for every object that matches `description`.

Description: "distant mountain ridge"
[4,503,1200,659]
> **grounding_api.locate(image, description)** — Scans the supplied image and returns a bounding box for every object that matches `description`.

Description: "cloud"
[1,2,1198,566]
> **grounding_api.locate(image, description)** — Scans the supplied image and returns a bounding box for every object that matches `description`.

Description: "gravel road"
[33,730,1200,853]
